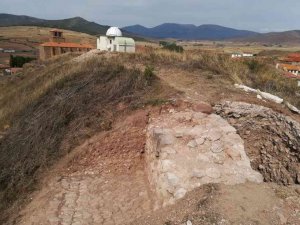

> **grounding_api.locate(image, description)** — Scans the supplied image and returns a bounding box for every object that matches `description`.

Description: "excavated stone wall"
[214,101,300,185]
[145,110,263,205]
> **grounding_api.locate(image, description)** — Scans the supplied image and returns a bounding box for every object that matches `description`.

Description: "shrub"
[144,65,155,84]
[244,60,263,73]
[160,41,184,53]
[159,41,168,47]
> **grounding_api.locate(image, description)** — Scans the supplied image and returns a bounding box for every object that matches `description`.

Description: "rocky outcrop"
[146,110,263,205]
[215,101,300,185]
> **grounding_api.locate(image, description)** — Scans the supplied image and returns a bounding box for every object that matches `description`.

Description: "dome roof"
[106,27,122,37]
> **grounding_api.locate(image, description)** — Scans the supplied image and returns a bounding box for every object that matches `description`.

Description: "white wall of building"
[97,36,135,53]
[97,36,110,51]
[231,53,254,58]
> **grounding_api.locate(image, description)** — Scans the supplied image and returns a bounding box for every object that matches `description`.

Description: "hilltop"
[0,48,299,224]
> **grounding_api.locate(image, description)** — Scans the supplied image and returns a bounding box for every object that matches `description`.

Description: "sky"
[1,0,300,32]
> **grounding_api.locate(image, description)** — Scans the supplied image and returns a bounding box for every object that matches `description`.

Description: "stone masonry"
[146,110,263,206]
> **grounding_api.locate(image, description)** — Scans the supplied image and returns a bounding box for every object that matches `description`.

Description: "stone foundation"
[145,110,263,205]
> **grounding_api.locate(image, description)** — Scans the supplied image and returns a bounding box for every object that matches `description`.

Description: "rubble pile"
[215,101,300,185]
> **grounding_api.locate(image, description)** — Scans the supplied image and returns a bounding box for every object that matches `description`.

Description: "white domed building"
[97,27,135,53]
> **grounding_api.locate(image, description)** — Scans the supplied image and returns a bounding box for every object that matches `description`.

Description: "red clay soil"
[17,109,159,225]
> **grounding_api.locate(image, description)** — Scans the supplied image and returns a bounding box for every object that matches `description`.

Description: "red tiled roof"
[282,53,300,62]
[278,63,300,71]
[288,53,300,58]
[283,72,300,80]
[40,42,93,49]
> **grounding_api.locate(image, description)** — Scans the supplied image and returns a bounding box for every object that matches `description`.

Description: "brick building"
[39,30,93,60]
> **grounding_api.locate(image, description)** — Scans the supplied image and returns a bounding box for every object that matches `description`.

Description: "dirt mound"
[215,101,300,185]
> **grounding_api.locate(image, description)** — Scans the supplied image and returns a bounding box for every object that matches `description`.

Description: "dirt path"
[20,165,153,225]
[18,110,157,225]
[157,67,237,104]
[157,67,300,121]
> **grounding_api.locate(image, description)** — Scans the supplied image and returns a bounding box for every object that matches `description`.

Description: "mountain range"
[233,30,300,44]
[122,23,258,40]
[1,13,300,44]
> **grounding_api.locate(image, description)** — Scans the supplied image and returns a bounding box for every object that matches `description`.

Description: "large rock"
[145,110,263,205]
[192,103,214,114]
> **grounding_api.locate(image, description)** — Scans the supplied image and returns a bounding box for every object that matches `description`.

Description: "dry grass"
[0,52,172,224]
[126,49,300,106]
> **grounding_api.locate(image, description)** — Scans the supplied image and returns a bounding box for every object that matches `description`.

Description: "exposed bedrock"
[145,110,263,205]
[214,101,300,185]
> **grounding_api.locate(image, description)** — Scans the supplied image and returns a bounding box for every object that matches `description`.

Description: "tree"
[9,55,36,68]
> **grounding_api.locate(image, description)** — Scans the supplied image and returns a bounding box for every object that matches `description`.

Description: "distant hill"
[123,23,258,40]
[3,14,300,44]
[234,30,300,44]
[0,13,130,37]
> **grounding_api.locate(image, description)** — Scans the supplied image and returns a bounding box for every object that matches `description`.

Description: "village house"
[279,53,300,65]
[231,52,254,58]
[276,63,300,76]
[3,49,16,53]
[97,27,135,53]
[39,30,93,60]
[276,54,300,87]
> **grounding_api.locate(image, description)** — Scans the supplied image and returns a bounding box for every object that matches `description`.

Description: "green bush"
[244,60,263,73]
[160,41,184,53]
[144,65,155,84]
[159,41,168,47]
